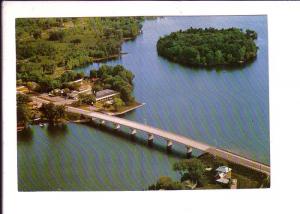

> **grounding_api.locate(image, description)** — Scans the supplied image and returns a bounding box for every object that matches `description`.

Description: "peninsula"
[16,17,145,129]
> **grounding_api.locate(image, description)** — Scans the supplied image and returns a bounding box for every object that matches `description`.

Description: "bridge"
[27,94,270,175]
[66,106,270,175]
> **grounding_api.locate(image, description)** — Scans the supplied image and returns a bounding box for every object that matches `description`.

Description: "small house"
[215,166,232,185]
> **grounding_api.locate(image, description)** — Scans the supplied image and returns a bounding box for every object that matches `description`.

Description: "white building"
[215,166,232,184]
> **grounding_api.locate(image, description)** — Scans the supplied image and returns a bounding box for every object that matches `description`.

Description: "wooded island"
[157,27,258,67]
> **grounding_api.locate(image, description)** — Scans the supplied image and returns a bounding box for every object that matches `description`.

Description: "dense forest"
[157,27,258,67]
[16,17,144,89]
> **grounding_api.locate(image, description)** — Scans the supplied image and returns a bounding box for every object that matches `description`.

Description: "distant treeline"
[157,27,258,67]
[17,69,85,93]
[16,17,144,78]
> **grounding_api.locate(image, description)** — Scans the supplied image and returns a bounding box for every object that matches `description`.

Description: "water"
[18,16,269,191]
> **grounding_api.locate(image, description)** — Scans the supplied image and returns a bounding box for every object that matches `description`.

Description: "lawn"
[198,153,269,189]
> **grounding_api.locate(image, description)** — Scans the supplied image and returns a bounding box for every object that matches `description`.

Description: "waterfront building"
[215,166,232,184]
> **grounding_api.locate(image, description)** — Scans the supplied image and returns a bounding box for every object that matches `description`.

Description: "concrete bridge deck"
[27,94,270,175]
[66,106,270,175]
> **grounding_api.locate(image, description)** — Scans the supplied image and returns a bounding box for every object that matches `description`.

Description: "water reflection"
[72,16,269,164]
[46,123,69,138]
[165,56,256,72]
[84,121,187,159]
[18,16,269,191]
[17,127,33,143]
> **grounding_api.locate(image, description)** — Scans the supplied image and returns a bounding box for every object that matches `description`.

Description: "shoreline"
[101,102,145,116]
[91,36,137,62]
[92,52,128,62]
[197,153,270,188]
[52,35,138,74]
[18,118,90,130]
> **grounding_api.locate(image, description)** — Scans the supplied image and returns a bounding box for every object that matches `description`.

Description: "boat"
[39,123,44,127]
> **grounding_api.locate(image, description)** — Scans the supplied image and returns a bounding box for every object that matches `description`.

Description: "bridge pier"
[131,128,137,136]
[114,123,120,130]
[148,133,154,146]
[166,140,173,152]
[186,146,192,158]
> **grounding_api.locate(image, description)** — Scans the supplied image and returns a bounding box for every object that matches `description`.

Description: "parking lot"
[39,93,75,105]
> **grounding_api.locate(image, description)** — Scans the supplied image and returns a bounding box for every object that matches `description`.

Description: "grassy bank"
[198,153,270,189]
[101,101,145,116]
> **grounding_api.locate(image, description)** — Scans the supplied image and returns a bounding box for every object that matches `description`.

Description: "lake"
[18,16,269,191]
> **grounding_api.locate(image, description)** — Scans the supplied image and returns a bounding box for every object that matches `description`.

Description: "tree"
[92,83,103,94]
[17,93,32,105]
[120,85,134,103]
[17,104,31,125]
[181,47,199,65]
[70,38,81,44]
[246,29,257,40]
[226,53,234,63]
[148,176,184,190]
[48,31,65,41]
[238,46,246,61]
[41,59,56,74]
[215,50,224,65]
[78,93,96,105]
[40,103,65,123]
[113,97,125,111]
[76,72,85,79]
[32,30,42,39]
[206,50,215,66]
[39,78,61,92]
[173,158,207,186]
[60,70,79,83]
[55,105,66,120]
[90,69,98,79]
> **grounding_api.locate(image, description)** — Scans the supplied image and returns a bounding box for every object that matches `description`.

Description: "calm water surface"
[18,16,269,191]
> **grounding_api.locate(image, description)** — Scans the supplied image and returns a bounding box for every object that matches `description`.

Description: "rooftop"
[216,178,230,184]
[215,166,232,173]
[95,89,119,99]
